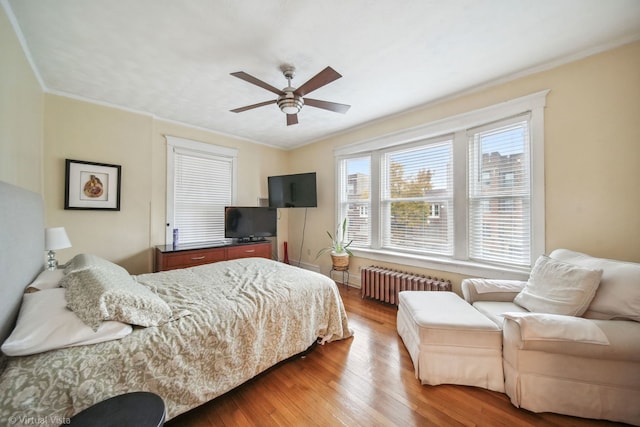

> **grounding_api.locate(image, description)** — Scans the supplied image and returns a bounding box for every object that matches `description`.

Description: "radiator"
[360,266,452,305]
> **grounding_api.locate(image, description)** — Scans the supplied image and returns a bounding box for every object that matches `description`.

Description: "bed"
[0,181,352,424]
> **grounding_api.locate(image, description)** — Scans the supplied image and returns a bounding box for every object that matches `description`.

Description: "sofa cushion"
[550,249,640,322]
[398,291,501,346]
[473,301,528,327]
[502,312,609,345]
[503,317,640,362]
[514,255,602,316]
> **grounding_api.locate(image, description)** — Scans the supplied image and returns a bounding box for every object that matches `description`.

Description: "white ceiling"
[5,0,640,150]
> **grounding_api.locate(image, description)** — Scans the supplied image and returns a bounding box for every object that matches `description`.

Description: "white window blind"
[468,116,531,266]
[381,139,453,255]
[339,156,371,247]
[166,136,237,245]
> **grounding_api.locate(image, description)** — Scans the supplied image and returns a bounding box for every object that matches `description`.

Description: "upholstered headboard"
[0,181,44,343]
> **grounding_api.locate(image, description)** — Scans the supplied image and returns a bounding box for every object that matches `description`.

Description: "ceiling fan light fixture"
[277,93,304,114]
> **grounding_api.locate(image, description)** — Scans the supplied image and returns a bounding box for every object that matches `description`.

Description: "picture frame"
[64,159,121,210]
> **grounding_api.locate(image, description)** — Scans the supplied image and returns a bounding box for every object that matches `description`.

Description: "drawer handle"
[245,249,256,253]
[191,256,206,260]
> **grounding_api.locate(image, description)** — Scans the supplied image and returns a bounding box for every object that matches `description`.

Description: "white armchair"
[461,249,640,425]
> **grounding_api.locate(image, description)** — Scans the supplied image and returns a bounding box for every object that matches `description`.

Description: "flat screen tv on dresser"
[224,206,277,241]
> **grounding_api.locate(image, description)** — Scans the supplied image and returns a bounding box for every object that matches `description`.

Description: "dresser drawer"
[162,247,226,270]
[155,241,272,272]
[227,243,271,260]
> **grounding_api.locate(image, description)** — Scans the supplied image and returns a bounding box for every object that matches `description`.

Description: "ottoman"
[397,291,504,392]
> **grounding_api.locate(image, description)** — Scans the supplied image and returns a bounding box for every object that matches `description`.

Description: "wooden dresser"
[154,240,271,272]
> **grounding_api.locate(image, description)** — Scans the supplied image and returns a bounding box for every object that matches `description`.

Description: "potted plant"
[316,218,353,271]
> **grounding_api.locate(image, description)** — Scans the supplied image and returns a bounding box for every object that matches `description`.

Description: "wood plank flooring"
[166,285,629,427]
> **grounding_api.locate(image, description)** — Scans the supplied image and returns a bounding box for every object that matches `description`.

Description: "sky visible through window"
[480,125,526,156]
[347,158,369,175]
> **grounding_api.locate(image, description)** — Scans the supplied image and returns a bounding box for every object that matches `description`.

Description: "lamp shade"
[45,227,72,251]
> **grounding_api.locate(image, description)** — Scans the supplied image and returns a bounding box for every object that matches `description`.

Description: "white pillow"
[514,255,603,316]
[550,249,640,322]
[1,288,132,356]
[25,269,65,291]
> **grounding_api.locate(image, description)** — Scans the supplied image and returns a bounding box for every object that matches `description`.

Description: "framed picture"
[65,159,121,210]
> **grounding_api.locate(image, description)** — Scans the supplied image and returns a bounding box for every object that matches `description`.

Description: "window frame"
[165,135,238,245]
[334,91,548,279]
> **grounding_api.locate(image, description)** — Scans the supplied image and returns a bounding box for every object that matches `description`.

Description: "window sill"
[350,248,531,280]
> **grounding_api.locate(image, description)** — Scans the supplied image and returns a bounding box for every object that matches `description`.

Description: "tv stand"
[235,236,268,244]
[154,240,271,272]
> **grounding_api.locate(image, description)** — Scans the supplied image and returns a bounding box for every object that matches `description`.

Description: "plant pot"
[331,252,349,271]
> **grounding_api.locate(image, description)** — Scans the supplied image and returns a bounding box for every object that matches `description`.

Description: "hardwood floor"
[166,285,628,427]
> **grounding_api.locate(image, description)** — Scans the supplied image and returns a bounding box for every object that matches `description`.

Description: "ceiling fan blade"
[303,98,351,114]
[286,114,298,126]
[294,67,342,97]
[230,72,283,95]
[230,99,276,113]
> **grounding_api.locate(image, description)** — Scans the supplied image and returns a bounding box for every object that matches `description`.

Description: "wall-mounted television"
[268,172,317,208]
[224,207,277,241]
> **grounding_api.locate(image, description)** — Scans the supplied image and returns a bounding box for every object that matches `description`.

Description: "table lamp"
[45,227,72,270]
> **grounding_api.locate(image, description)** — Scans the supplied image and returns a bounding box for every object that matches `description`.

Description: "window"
[165,136,237,245]
[468,118,531,266]
[335,91,547,275]
[381,139,453,255]
[429,204,441,219]
[338,156,371,247]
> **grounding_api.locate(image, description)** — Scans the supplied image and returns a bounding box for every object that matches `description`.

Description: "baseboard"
[348,273,362,288]
[287,259,321,273]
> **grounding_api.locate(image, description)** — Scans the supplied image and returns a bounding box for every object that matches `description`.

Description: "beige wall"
[42,96,288,273]
[289,41,640,292]
[43,96,154,273]
[543,45,640,259]
[0,6,43,193]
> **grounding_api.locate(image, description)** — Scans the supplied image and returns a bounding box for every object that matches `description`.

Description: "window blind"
[340,156,371,247]
[468,117,531,266]
[172,148,233,245]
[381,140,453,255]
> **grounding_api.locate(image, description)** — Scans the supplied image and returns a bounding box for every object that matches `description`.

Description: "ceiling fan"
[230,65,350,126]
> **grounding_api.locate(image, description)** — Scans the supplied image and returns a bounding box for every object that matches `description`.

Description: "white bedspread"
[0,258,351,425]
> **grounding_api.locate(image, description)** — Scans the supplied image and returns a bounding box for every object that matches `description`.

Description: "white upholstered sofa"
[461,249,640,425]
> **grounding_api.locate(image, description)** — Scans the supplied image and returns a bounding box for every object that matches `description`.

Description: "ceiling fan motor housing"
[277,88,304,114]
